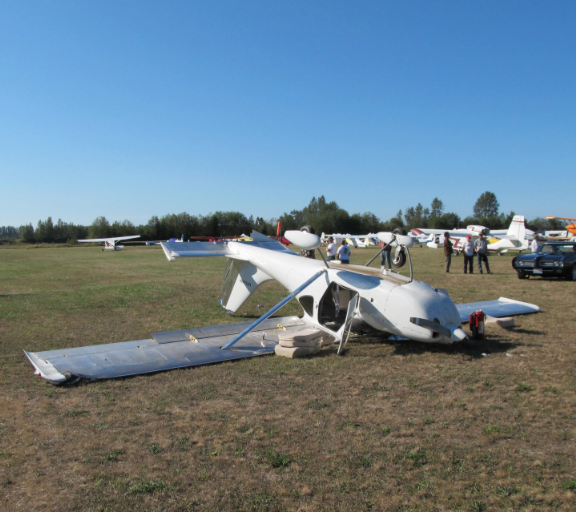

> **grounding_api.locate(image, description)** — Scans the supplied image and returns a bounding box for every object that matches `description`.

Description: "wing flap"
[456,297,540,323]
[25,316,308,384]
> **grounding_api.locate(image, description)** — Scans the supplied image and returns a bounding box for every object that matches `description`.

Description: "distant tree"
[387,210,404,230]
[357,212,380,233]
[430,198,444,218]
[109,219,136,237]
[527,217,565,232]
[436,212,461,230]
[277,196,353,234]
[403,207,416,228]
[403,203,429,229]
[19,224,35,243]
[473,192,499,218]
[89,216,112,239]
[145,216,161,239]
[0,226,19,238]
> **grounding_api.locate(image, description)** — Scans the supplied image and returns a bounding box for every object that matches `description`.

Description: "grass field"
[1,244,575,511]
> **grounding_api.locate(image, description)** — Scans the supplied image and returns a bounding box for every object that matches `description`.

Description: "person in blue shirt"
[337,240,351,264]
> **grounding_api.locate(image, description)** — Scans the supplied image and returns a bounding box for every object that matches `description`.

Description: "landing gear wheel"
[391,228,407,268]
[392,250,406,268]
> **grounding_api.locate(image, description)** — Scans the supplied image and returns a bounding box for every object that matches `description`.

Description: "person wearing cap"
[462,234,475,274]
[474,233,491,274]
[337,239,351,264]
[326,237,337,262]
[443,232,453,273]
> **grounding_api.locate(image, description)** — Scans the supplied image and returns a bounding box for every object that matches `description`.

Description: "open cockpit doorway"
[318,282,358,333]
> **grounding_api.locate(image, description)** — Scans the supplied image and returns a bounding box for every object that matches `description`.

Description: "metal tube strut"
[365,247,385,267]
[406,246,413,282]
[221,269,327,350]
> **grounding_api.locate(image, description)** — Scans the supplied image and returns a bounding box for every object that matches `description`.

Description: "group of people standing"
[325,236,393,268]
[325,237,351,264]
[314,233,493,275]
[444,232,491,274]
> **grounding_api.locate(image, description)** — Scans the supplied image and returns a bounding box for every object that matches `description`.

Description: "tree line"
[1,191,566,244]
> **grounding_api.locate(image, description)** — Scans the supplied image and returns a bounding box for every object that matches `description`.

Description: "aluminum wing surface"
[456,297,540,323]
[161,231,296,261]
[24,316,308,384]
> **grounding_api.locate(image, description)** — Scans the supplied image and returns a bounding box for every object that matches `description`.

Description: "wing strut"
[221,269,327,350]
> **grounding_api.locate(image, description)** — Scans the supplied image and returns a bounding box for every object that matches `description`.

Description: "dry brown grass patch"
[1,245,576,510]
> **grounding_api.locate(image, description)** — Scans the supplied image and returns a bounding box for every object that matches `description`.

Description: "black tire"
[517,271,528,280]
[300,225,316,235]
[567,265,576,281]
[391,228,407,267]
[392,249,406,268]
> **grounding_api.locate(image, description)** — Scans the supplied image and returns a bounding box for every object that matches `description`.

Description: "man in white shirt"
[326,237,337,262]
[531,237,540,253]
[336,240,351,264]
[462,235,475,274]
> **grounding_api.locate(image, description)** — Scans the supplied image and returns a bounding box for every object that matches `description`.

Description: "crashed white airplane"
[25,230,539,384]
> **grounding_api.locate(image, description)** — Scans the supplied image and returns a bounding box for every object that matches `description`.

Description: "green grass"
[1,244,576,511]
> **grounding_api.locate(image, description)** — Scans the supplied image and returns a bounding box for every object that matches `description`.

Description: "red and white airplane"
[78,235,140,251]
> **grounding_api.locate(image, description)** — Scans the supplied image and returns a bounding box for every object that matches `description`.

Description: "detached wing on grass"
[24,316,308,385]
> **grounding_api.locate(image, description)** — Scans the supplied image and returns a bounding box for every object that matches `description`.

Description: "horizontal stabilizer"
[456,297,539,323]
[24,316,308,384]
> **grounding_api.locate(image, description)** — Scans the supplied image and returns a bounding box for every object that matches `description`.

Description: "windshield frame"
[537,243,576,255]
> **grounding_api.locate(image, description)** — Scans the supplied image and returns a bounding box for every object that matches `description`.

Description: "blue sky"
[1,1,574,228]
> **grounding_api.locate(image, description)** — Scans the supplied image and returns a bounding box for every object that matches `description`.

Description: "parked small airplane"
[545,217,576,240]
[321,233,379,248]
[486,216,530,254]
[417,216,532,255]
[78,235,140,251]
[26,229,539,384]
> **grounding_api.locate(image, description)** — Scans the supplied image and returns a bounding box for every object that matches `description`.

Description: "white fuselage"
[225,242,463,344]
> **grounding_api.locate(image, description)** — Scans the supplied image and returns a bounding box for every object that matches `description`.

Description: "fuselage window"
[298,295,314,317]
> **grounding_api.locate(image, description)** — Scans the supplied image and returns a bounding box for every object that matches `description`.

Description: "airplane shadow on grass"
[336,332,523,360]
[510,327,546,335]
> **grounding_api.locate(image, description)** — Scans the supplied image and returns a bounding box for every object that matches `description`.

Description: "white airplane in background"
[417,216,531,255]
[409,232,435,246]
[78,235,140,251]
[486,216,532,254]
[26,229,539,384]
[321,233,379,248]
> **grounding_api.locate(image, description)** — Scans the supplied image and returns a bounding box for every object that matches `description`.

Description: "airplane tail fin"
[507,215,526,241]
[219,259,273,313]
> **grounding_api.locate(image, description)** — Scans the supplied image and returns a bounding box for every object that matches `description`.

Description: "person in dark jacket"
[380,240,393,270]
[443,232,453,273]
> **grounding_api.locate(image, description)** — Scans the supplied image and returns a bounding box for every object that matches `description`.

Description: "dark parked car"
[512,242,576,280]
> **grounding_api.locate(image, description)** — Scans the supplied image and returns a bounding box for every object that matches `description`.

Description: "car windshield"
[538,244,576,254]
